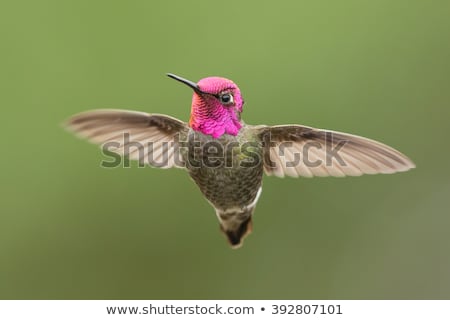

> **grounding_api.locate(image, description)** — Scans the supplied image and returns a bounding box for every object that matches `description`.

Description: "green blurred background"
[1,0,449,299]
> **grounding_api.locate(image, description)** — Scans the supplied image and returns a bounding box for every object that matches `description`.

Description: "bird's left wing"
[65,109,189,169]
[257,124,415,178]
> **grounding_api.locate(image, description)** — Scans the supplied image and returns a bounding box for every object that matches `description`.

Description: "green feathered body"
[180,124,264,247]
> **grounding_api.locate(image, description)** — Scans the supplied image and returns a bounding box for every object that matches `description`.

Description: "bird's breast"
[181,128,264,211]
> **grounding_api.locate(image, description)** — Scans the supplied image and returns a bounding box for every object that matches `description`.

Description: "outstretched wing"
[258,125,415,178]
[65,109,189,168]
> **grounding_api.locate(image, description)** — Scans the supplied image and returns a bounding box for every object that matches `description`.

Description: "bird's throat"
[189,97,242,139]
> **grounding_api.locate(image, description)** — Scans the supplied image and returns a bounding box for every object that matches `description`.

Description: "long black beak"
[167,73,201,93]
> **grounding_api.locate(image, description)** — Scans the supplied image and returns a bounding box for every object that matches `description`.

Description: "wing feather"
[65,109,189,169]
[258,125,415,178]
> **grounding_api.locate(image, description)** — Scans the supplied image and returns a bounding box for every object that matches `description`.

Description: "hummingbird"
[65,73,415,248]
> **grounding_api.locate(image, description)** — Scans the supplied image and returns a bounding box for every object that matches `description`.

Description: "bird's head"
[168,73,244,139]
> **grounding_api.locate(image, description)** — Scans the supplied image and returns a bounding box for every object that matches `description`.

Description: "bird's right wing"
[64,109,189,169]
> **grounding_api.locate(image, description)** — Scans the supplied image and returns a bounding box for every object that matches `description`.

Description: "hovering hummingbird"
[65,73,415,248]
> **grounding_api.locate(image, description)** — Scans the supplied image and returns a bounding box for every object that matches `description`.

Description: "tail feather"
[217,208,254,249]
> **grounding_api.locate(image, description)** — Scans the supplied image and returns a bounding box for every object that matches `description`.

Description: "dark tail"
[217,208,254,249]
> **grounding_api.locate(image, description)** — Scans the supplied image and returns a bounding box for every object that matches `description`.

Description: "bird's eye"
[219,93,234,105]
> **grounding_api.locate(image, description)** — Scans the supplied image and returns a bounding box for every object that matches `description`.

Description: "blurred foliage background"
[1,0,449,299]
